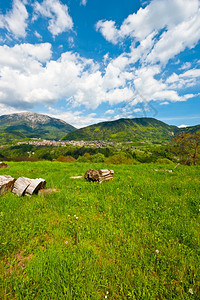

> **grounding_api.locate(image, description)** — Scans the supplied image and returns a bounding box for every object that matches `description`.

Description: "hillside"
[62,118,179,143]
[0,112,76,142]
[181,124,200,134]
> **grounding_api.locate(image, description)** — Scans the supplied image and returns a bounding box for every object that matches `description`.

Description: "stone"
[38,188,60,196]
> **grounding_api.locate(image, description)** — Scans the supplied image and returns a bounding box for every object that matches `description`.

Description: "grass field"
[0,161,200,299]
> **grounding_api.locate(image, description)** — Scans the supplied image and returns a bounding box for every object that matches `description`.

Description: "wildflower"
[76,217,78,219]
[106,291,109,294]
[105,296,108,299]
[155,249,159,254]
[189,288,193,294]
[74,214,76,217]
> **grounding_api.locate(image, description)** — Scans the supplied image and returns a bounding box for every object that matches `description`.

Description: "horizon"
[1,111,199,129]
[0,0,200,128]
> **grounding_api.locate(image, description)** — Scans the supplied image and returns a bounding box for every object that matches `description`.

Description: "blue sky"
[0,0,200,128]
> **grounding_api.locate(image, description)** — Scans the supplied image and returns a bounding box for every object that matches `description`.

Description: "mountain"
[180,124,200,134]
[62,117,179,143]
[0,112,76,141]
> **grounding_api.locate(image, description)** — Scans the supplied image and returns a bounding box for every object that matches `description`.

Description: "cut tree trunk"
[84,169,114,183]
[0,175,16,195]
[25,179,46,196]
[12,177,46,196]
[0,162,9,168]
[12,177,32,196]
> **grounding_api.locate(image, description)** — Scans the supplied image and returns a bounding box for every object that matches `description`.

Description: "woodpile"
[0,162,9,168]
[0,175,16,195]
[84,169,114,183]
[12,177,46,196]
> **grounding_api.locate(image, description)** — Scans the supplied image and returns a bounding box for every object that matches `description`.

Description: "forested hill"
[62,117,179,143]
[0,112,76,141]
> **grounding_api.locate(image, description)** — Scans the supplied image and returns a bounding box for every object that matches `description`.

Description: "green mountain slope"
[62,118,179,143]
[180,125,200,134]
[0,112,76,142]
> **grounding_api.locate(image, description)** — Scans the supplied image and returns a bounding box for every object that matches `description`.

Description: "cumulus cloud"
[33,0,73,36]
[0,0,200,124]
[0,42,198,119]
[96,0,200,66]
[96,0,199,44]
[0,103,25,116]
[96,20,119,44]
[166,68,200,89]
[47,109,106,128]
[146,9,200,65]
[0,0,29,38]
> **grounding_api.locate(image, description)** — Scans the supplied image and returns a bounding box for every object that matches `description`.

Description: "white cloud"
[0,0,28,38]
[68,36,75,48]
[0,103,25,116]
[96,0,199,43]
[178,124,189,128]
[96,0,200,66]
[180,68,200,78]
[33,0,73,36]
[47,110,106,128]
[105,109,115,115]
[96,20,119,44]
[146,9,200,65]
[160,102,169,105]
[34,31,42,40]
[0,42,198,116]
[133,65,195,103]
[166,68,200,89]
[179,62,191,70]
[80,0,87,6]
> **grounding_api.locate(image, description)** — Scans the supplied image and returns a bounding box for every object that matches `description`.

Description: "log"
[84,169,102,183]
[12,177,32,196]
[12,177,46,196]
[0,175,16,195]
[84,169,114,183]
[25,178,46,196]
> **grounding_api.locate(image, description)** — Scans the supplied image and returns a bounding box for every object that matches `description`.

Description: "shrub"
[56,155,76,162]
[77,153,91,162]
[90,153,105,163]
[106,153,133,164]
[156,158,172,164]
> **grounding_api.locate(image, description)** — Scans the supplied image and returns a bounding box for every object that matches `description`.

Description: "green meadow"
[0,161,200,299]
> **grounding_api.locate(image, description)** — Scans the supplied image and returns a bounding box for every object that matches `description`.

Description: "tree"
[173,132,200,165]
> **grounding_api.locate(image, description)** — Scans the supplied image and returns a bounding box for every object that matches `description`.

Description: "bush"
[106,153,133,164]
[56,155,76,162]
[77,153,91,162]
[90,153,105,163]
[156,158,172,164]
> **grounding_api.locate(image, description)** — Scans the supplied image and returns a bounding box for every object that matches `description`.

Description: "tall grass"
[0,161,199,299]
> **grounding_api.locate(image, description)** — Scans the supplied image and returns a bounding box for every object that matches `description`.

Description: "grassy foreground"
[0,161,199,299]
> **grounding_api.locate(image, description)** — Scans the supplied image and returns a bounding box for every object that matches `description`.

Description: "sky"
[0,0,200,128]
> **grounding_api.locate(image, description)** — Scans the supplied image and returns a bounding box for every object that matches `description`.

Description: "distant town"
[17,139,114,148]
